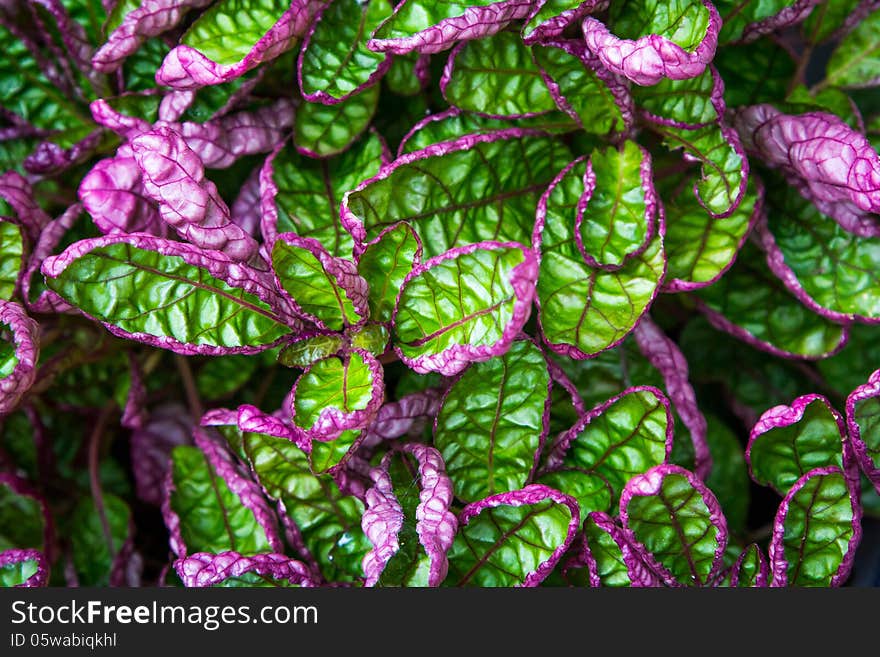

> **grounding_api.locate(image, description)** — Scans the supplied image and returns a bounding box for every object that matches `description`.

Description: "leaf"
[435,340,551,502]
[713,38,795,107]
[298,0,392,103]
[261,131,386,255]
[547,387,673,508]
[445,485,579,586]
[769,466,861,586]
[826,8,880,88]
[818,324,880,397]
[703,415,750,535]
[0,549,48,587]
[846,369,880,492]
[730,543,769,587]
[0,221,24,300]
[165,430,283,558]
[278,332,345,368]
[577,141,657,269]
[441,31,556,118]
[368,0,533,55]
[157,0,321,88]
[0,475,48,552]
[535,158,665,359]
[747,394,852,496]
[620,464,727,586]
[582,0,720,85]
[69,494,133,586]
[308,429,362,475]
[385,52,430,96]
[357,222,422,323]
[532,39,631,135]
[363,445,457,587]
[43,234,293,355]
[0,301,39,415]
[131,403,192,506]
[715,0,822,44]
[633,65,720,128]
[343,131,572,258]
[176,551,315,587]
[392,241,538,376]
[758,185,880,323]
[272,234,368,330]
[522,0,608,45]
[663,174,759,292]
[196,355,259,400]
[695,240,849,359]
[243,431,371,583]
[802,0,863,44]
[294,86,380,158]
[291,350,384,441]
[650,120,748,218]
[581,511,662,587]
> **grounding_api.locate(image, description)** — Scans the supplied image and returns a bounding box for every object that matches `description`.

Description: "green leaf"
[0,221,23,300]
[537,159,665,357]
[771,468,857,586]
[294,85,380,158]
[651,121,746,218]
[377,452,430,586]
[696,241,848,359]
[393,243,535,374]
[713,38,795,107]
[0,555,39,587]
[69,494,131,586]
[580,141,654,268]
[443,31,555,117]
[748,396,845,495]
[350,322,389,356]
[272,238,364,330]
[196,355,260,399]
[300,0,392,102]
[357,222,421,323]
[537,470,612,520]
[664,174,756,289]
[532,42,627,134]
[169,445,275,555]
[818,324,880,396]
[0,23,91,133]
[122,38,172,92]
[179,72,262,123]
[308,430,361,474]
[266,131,385,256]
[715,0,807,44]
[103,0,140,35]
[278,334,345,368]
[785,85,863,130]
[45,239,290,351]
[703,414,749,536]
[385,52,425,96]
[609,0,711,51]
[243,432,370,583]
[435,341,550,502]
[0,482,45,552]
[445,490,575,586]
[292,351,380,436]
[825,8,880,88]
[764,185,880,321]
[582,513,633,587]
[731,544,767,587]
[371,1,506,45]
[622,466,726,586]
[182,0,290,66]
[554,387,672,505]
[345,133,571,257]
[802,0,862,44]
[634,66,718,126]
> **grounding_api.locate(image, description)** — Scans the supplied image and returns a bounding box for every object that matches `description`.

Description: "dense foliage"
[1,0,880,588]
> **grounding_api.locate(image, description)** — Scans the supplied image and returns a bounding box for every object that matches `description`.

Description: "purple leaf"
[581,0,721,86]
[368,0,534,55]
[121,353,147,431]
[0,172,51,241]
[230,166,263,237]
[236,403,311,453]
[23,129,103,176]
[846,369,880,491]
[20,203,80,314]
[131,126,259,261]
[155,1,324,89]
[175,551,316,587]
[361,388,444,446]
[0,548,49,587]
[633,317,711,479]
[734,105,880,236]
[131,403,193,506]
[362,444,457,586]
[522,0,610,45]
[0,301,39,415]
[92,0,214,73]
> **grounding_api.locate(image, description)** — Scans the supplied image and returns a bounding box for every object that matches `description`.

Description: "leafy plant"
[1,0,879,589]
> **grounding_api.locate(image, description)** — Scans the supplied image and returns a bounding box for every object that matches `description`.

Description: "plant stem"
[89,402,116,559]
[175,354,204,419]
